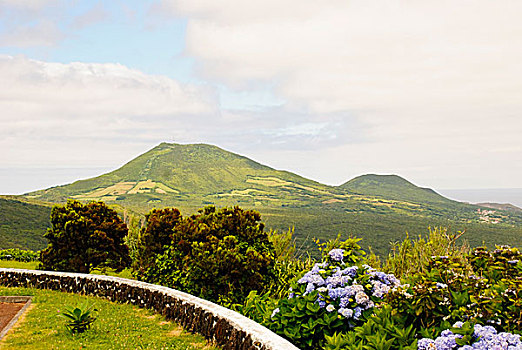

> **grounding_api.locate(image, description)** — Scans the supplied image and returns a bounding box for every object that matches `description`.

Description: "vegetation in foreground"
[234,229,522,349]
[3,200,522,350]
[0,287,219,350]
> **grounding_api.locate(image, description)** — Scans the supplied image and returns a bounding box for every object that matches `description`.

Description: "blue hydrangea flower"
[289,248,403,326]
[417,338,436,350]
[353,306,362,320]
[338,307,353,318]
[328,249,345,262]
[419,323,522,350]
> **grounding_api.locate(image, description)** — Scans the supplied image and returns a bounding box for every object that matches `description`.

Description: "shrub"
[142,206,276,305]
[133,208,182,278]
[0,248,39,262]
[40,200,131,273]
[267,246,402,349]
[387,246,522,338]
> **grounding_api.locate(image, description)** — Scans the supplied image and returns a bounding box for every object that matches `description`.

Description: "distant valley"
[2,142,522,256]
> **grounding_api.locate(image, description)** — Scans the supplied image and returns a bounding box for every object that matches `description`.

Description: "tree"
[133,208,182,278]
[40,200,131,273]
[143,206,276,304]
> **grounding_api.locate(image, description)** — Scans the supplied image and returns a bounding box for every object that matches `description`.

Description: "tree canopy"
[142,205,276,304]
[40,200,131,273]
[133,207,182,277]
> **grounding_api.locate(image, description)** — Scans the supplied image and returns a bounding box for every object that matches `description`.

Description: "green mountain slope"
[0,196,51,250]
[338,174,450,204]
[27,142,336,209]
[19,142,522,256]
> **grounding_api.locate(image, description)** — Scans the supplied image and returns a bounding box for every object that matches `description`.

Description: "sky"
[1,0,521,196]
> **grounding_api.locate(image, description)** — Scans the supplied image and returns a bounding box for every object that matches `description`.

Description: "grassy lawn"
[0,287,220,350]
[0,261,38,269]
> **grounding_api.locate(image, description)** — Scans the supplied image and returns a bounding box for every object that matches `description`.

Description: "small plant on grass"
[59,303,97,334]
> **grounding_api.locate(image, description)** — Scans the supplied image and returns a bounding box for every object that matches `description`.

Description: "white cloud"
[159,0,522,188]
[0,19,63,47]
[0,0,58,11]
[0,55,218,167]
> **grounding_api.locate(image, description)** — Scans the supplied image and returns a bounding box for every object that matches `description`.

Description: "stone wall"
[0,268,299,350]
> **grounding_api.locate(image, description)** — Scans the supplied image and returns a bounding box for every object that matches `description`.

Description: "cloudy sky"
[1,0,521,196]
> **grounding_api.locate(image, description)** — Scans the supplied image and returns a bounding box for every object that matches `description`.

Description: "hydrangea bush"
[419,322,522,350]
[387,246,522,337]
[234,230,522,350]
[268,247,402,349]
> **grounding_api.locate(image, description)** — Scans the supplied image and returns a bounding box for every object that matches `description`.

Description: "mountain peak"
[338,174,449,204]
[346,174,415,187]
[26,142,328,206]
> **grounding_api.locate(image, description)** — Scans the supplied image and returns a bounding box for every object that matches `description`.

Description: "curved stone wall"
[0,268,299,350]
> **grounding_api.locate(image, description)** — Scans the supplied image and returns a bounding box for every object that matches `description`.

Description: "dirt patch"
[167,325,184,337]
[0,303,24,332]
[0,297,33,341]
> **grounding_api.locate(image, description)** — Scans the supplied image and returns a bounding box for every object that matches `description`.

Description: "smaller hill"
[477,202,522,213]
[0,196,51,251]
[338,174,452,205]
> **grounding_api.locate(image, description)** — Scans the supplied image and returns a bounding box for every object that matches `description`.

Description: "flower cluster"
[418,323,522,350]
[292,248,402,323]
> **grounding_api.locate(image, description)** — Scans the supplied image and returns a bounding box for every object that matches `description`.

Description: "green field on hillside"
[0,197,51,251]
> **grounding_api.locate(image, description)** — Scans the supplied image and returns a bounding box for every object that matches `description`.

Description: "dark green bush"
[40,200,131,273]
[133,207,182,278]
[142,206,276,305]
